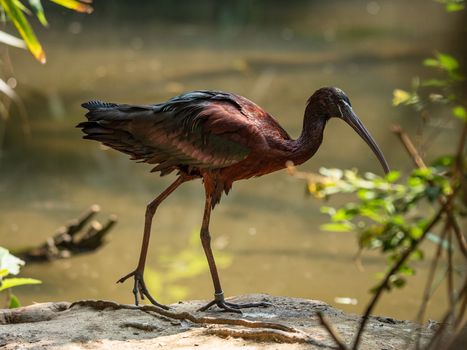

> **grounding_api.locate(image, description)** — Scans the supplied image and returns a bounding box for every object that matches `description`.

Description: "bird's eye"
[342,97,352,107]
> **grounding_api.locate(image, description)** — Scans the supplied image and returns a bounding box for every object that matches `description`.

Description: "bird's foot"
[117,269,169,310]
[198,292,271,313]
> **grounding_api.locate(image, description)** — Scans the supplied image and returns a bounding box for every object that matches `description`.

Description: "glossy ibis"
[78,87,389,312]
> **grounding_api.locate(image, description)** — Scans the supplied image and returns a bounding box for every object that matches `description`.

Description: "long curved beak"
[340,103,390,174]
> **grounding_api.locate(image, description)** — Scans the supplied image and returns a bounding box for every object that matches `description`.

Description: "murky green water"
[1,1,460,321]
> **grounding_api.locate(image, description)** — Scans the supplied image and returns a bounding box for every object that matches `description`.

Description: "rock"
[0,294,434,349]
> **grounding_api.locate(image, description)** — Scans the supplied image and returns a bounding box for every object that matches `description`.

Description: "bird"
[77,87,389,312]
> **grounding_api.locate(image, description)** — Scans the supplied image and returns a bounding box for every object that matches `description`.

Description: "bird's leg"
[117,175,189,309]
[197,195,271,313]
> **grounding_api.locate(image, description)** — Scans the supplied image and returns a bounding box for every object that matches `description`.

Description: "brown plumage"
[77,87,389,312]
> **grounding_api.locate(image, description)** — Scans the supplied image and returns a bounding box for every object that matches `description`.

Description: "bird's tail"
[77,100,151,159]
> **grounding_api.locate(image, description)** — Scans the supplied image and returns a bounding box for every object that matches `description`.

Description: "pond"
[1,0,459,321]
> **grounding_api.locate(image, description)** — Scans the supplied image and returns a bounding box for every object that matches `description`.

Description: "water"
[1,0,460,321]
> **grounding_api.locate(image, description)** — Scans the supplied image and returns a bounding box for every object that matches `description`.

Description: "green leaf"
[28,0,48,26]
[0,277,42,291]
[437,53,459,72]
[389,275,406,288]
[9,293,21,308]
[320,222,354,232]
[446,3,465,11]
[0,247,25,275]
[49,0,94,14]
[399,265,415,276]
[421,79,448,87]
[452,106,467,121]
[431,155,455,168]
[423,58,439,67]
[13,0,31,14]
[385,171,400,183]
[0,0,46,63]
[320,206,336,215]
[0,268,9,277]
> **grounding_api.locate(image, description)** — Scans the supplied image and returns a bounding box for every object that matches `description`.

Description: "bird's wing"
[78,91,263,175]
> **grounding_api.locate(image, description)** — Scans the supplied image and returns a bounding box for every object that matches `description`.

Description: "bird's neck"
[290,109,327,165]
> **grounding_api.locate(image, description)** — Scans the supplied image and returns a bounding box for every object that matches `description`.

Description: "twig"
[454,122,466,177]
[414,225,449,350]
[455,287,466,333]
[449,217,467,257]
[391,125,427,169]
[351,193,455,350]
[392,124,466,257]
[317,311,349,350]
[424,277,467,350]
[446,225,455,325]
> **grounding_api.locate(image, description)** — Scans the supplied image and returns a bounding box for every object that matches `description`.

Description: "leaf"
[421,79,448,87]
[320,222,354,232]
[319,168,343,179]
[431,155,454,168]
[13,0,31,14]
[49,0,93,14]
[0,0,46,63]
[389,275,406,288]
[437,53,459,72]
[0,247,25,275]
[392,89,411,106]
[28,0,48,26]
[0,30,26,48]
[0,268,9,277]
[446,2,465,12]
[9,293,21,308]
[0,277,42,291]
[423,58,439,68]
[399,265,414,276]
[452,106,467,121]
[385,171,400,183]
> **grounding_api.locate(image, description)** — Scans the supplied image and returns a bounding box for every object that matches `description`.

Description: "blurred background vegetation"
[0,0,465,326]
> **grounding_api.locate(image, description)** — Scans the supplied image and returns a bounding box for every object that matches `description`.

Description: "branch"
[317,311,349,350]
[424,277,467,350]
[392,124,466,257]
[391,125,427,169]
[414,224,449,350]
[351,193,456,350]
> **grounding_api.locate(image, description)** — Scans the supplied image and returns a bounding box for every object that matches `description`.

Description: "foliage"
[435,0,465,12]
[296,46,466,350]
[0,247,41,308]
[0,0,93,63]
[301,45,466,294]
[310,167,456,290]
[392,51,464,120]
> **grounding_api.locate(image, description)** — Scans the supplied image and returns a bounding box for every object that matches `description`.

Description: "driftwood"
[15,205,117,262]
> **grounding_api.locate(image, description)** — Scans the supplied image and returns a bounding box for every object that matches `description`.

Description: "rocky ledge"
[0,294,434,349]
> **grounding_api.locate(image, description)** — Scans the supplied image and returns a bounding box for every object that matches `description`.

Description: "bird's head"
[308,87,390,174]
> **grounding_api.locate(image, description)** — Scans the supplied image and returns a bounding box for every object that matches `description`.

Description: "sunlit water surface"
[1,1,461,321]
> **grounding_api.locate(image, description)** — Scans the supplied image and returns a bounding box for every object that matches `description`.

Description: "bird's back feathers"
[77,91,257,176]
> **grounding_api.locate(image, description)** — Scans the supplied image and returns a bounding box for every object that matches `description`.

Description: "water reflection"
[1,0,458,321]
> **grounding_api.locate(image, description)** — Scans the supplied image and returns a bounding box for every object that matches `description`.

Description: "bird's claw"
[117,269,169,310]
[198,292,271,313]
